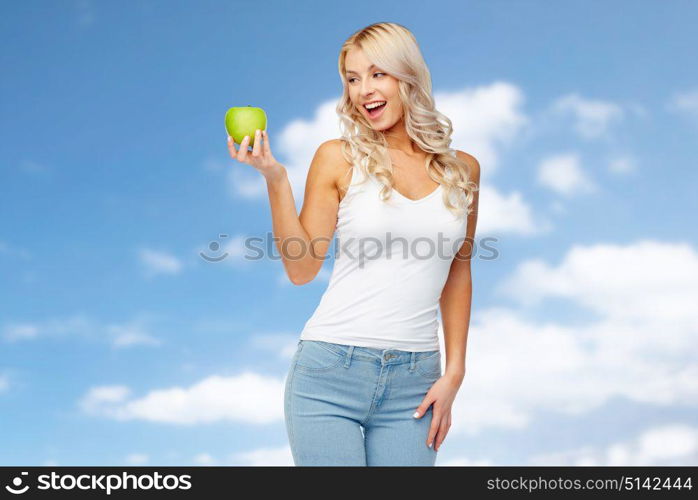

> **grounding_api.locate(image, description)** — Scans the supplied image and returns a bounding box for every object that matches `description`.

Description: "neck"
[382,116,418,155]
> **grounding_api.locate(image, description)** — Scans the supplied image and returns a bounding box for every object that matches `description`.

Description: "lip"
[365,101,387,120]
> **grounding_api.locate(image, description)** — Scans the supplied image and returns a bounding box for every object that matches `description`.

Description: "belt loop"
[410,351,416,372]
[344,345,354,368]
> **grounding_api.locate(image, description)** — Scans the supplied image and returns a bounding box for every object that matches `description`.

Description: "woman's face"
[344,48,402,131]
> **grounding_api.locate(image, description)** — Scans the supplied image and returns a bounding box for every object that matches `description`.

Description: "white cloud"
[0,241,31,260]
[536,153,596,196]
[139,248,183,276]
[1,314,162,349]
[529,424,698,465]
[477,184,548,235]
[79,373,285,425]
[438,456,495,466]
[551,93,624,139]
[79,385,131,414]
[497,240,698,325]
[227,167,268,199]
[219,234,251,263]
[108,323,162,349]
[2,314,92,343]
[3,324,39,341]
[246,333,300,359]
[193,453,216,465]
[230,445,293,466]
[440,240,698,436]
[608,155,637,174]
[432,81,529,174]
[190,447,293,466]
[125,453,149,465]
[666,88,698,117]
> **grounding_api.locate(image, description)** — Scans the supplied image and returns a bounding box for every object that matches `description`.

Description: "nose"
[360,80,375,98]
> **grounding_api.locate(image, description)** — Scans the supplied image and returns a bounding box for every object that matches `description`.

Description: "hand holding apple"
[226,127,285,182]
[225,105,267,147]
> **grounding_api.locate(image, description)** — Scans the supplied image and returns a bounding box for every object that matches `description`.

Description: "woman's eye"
[348,73,385,84]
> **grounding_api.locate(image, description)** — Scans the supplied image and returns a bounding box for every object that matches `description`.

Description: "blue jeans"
[284,339,441,466]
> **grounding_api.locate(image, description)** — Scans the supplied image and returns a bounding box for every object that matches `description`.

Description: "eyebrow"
[345,64,377,75]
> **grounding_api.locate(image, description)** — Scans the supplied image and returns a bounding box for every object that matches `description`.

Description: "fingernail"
[428,442,432,448]
[413,411,420,418]
[227,136,232,142]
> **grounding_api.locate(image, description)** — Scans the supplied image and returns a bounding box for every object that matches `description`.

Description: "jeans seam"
[312,341,347,358]
[295,341,346,372]
[295,355,345,372]
[360,365,389,427]
[286,348,300,463]
[414,356,441,378]
[418,351,440,361]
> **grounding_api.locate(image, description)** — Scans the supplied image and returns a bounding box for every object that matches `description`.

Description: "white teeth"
[365,101,386,110]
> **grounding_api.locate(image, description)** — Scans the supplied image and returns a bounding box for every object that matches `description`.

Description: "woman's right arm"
[228,130,341,285]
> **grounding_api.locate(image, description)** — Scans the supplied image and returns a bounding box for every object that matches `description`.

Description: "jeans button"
[384,353,390,361]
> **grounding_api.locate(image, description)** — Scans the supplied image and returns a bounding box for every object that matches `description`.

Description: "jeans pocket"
[295,340,345,373]
[414,352,441,380]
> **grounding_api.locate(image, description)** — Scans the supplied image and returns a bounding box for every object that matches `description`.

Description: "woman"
[227,22,479,466]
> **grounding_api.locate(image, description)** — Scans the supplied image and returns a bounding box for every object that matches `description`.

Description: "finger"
[252,129,262,157]
[262,129,270,155]
[413,395,433,419]
[427,409,441,448]
[238,135,250,162]
[227,136,239,158]
[434,416,450,451]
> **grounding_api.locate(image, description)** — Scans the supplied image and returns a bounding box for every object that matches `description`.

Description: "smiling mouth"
[364,101,387,119]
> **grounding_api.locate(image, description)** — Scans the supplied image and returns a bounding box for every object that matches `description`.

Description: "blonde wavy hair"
[335,22,478,218]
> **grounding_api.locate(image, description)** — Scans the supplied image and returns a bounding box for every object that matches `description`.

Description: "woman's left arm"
[415,150,480,451]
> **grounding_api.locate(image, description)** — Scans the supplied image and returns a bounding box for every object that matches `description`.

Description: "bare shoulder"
[324,138,353,165]
[321,138,354,201]
[306,139,349,186]
[455,149,480,183]
[315,138,352,169]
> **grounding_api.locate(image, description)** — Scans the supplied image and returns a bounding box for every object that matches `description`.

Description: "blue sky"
[1,0,697,466]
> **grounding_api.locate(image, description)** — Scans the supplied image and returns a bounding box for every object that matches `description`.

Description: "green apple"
[225,105,267,148]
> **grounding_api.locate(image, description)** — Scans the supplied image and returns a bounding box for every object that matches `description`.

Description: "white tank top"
[299,150,468,352]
